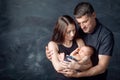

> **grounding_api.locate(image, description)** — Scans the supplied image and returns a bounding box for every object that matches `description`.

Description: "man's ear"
[92,12,96,18]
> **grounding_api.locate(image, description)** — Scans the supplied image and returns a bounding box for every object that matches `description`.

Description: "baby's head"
[70,45,95,61]
[78,45,94,57]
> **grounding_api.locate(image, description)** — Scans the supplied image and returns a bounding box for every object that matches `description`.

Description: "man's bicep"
[99,33,114,56]
[98,55,111,71]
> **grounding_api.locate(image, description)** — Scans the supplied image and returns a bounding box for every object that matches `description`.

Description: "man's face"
[76,13,96,33]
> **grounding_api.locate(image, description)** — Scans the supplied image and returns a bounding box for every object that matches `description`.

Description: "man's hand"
[45,46,53,61]
[58,68,79,78]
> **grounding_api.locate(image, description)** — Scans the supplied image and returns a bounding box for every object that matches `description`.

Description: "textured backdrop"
[0,0,120,80]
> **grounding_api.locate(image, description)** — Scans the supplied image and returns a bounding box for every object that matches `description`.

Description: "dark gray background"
[0,0,120,80]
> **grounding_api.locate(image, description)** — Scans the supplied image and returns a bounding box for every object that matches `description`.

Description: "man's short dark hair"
[74,2,94,18]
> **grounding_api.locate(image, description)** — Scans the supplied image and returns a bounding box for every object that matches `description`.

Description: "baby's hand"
[70,48,80,56]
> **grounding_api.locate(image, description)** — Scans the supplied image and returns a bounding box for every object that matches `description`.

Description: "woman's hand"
[58,60,81,78]
[58,59,81,72]
[67,58,81,70]
[57,57,81,78]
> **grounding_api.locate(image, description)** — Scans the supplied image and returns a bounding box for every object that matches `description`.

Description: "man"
[46,2,114,80]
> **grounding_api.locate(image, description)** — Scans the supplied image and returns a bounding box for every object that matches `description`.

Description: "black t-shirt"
[78,19,114,80]
[58,40,78,55]
[56,41,80,80]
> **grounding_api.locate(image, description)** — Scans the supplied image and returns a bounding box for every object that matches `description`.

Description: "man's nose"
[81,23,85,29]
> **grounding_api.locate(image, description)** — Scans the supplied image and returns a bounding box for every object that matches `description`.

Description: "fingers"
[59,68,71,74]
[60,61,69,67]
[60,60,74,69]
[45,46,53,60]
[45,46,48,54]
[60,69,75,77]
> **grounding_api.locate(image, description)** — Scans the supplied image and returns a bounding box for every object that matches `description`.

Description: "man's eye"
[84,19,88,23]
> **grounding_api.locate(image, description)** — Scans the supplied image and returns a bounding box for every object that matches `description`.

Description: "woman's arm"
[48,41,66,72]
[45,46,53,61]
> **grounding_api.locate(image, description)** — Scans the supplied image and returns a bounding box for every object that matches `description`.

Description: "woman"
[47,15,91,80]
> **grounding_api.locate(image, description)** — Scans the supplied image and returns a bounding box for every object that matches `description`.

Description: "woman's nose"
[70,31,74,37]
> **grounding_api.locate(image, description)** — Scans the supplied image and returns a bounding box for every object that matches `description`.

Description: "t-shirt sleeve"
[99,32,114,56]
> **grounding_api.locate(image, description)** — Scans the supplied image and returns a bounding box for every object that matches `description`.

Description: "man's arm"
[77,57,92,71]
[63,55,111,78]
[64,30,114,77]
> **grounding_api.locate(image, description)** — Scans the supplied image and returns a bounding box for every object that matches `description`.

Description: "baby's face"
[78,46,92,57]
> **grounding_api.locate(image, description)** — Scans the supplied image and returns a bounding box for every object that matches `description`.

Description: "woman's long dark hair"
[51,15,79,44]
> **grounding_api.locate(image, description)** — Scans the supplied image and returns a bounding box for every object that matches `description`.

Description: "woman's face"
[64,24,76,41]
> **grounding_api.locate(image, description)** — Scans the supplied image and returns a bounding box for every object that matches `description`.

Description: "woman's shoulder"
[48,41,58,50]
[48,41,56,44]
[48,41,58,47]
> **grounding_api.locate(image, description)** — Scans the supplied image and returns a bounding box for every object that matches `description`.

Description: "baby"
[69,45,94,64]
[59,45,94,71]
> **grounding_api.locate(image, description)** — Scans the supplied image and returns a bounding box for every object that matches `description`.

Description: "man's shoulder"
[99,23,113,36]
[96,19,113,35]
[97,24,114,43]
